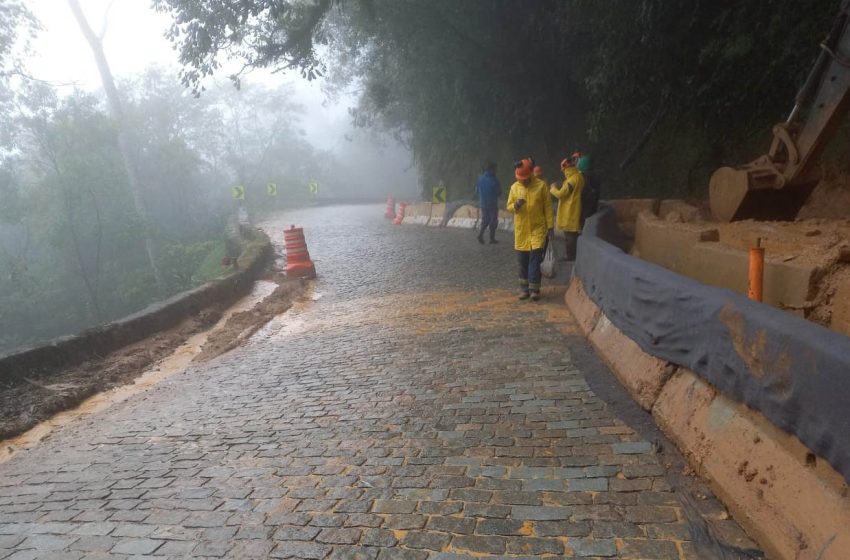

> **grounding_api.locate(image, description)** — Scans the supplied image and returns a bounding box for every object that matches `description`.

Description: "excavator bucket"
[708,165,820,222]
[707,1,850,222]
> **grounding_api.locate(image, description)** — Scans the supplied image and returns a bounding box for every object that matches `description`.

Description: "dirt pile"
[623,196,850,335]
[194,277,307,362]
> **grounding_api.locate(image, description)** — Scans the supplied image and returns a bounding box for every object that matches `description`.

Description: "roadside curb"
[0,226,272,383]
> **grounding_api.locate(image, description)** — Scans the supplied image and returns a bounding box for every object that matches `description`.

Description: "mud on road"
[0,273,307,442]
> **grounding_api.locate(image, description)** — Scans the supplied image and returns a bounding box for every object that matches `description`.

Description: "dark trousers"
[564,232,579,261]
[517,248,544,293]
[479,207,498,239]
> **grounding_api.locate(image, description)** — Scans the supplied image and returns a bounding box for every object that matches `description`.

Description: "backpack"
[581,172,601,225]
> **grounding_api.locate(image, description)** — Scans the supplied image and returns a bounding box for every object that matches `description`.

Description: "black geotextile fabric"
[575,205,850,484]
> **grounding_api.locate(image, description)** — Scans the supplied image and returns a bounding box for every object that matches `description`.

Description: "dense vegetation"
[0,64,324,352]
[157,0,839,199]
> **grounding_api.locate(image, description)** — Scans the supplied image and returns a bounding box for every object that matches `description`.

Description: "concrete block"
[587,313,674,410]
[564,278,601,336]
[404,202,431,218]
[446,205,479,229]
[688,243,816,308]
[633,211,719,272]
[653,370,850,560]
[633,211,816,309]
[428,203,446,227]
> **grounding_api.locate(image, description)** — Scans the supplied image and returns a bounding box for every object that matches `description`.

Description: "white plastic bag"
[541,235,557,279]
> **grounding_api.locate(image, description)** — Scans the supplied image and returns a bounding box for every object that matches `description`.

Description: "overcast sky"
[24,0,353,151]
[21,0,417,195]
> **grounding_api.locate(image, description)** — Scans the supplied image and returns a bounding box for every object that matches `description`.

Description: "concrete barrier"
[566,274,850,560]
[633,211,817,309]
[654,370,850,560]
[401,202,514,231]
[0,226,272,382]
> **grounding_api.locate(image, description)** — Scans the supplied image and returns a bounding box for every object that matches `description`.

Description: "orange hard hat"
[514,158,533,180]
[533,165,543,177]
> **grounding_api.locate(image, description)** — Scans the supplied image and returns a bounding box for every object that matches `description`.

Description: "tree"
[133,1,850,198]
[67,0,165,290]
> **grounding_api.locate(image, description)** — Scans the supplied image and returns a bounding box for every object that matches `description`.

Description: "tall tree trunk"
[66,0,165,292]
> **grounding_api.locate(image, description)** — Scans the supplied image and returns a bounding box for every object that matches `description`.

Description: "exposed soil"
[0,274,307,442]
[650,198,850,332]
[194,277,307,362]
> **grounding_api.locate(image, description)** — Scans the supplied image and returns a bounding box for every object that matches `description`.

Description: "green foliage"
[157,0,842,199]
[0,68,321,355]
[192,240,229,284]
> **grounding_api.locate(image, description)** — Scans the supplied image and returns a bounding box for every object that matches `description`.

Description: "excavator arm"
[710,0,850,222]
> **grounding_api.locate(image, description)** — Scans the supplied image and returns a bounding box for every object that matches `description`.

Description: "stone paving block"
[326,546,379,560]
[568,477,609,492]
[612,441,653,455]
[18,535,78,551]
[401,530,451,550]
[270,541,330,559]
[360,529,397,547]
[506,536,565,555]
[316,528,361,545]
[568,537,617,557]
[371,500,415,514]
[0,207,758,560]
[510,506,572,520]
[109,538,163,555]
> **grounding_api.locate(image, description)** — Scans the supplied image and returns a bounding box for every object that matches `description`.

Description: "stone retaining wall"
[0,224,272,382]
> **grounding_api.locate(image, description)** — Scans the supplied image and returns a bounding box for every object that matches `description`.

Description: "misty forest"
[0,0,845,352]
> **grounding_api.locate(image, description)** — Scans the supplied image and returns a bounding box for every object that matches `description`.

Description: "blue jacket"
[475,171,501,209]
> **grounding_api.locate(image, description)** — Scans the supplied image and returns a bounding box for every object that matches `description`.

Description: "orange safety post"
[284,225,316,279]
[384,196,396,219]
[748,237,764,302]
[393,202,408,225]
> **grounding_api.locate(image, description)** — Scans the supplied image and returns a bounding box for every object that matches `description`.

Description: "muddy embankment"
[0,221,307,441]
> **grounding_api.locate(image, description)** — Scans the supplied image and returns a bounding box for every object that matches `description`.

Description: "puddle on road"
[0,279,282,465]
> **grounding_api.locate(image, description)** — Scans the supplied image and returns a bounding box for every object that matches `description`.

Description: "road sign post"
[232,185,246,200]
[432,184,447,203]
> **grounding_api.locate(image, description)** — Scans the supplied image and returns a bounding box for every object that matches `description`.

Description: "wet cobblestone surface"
[0,205,759,558]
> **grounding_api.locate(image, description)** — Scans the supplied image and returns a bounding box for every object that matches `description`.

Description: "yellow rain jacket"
[551,166,585,232]
[506,177,553,251]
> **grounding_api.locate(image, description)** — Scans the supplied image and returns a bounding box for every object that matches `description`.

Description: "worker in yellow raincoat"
[550,152,585,261]
[507,158,553,301]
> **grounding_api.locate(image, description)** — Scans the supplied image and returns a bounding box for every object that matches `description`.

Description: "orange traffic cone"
[284,225,316,279]
[393,202,408,225]
[384,196,396,219]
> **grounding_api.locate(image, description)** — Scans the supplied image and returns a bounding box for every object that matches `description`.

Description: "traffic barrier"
[384,196,396,219]
[567,206,850,560]
[284,225,316,279]
[393,202,408,225]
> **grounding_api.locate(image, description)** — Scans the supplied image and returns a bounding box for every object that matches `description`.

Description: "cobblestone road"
[0,205,759,559]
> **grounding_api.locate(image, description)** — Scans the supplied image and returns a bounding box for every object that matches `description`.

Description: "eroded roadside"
[0,272,310,462]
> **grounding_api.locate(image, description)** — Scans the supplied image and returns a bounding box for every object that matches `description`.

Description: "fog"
[0,0,416,353]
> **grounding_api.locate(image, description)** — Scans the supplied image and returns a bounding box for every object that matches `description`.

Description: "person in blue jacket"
[475,161,502,244]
